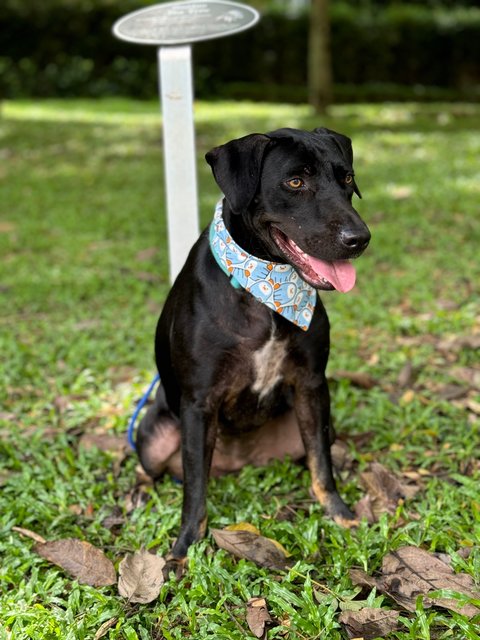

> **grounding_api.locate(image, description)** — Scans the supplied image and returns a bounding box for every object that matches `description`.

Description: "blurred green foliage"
[1,1,479,101]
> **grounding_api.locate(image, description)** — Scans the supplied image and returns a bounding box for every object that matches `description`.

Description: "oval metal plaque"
[113,0,260,46]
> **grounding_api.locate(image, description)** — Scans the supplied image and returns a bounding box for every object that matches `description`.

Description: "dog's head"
[206,127,371,292]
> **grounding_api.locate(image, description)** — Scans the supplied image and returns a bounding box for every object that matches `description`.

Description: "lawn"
[0,98,479,639]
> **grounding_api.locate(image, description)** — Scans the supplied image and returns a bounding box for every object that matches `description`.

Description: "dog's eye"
[345,175,353,185]
[286,178,304,189]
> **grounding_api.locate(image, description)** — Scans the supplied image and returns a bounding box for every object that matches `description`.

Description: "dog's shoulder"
[169,227,235,299]
[160,227,273,337]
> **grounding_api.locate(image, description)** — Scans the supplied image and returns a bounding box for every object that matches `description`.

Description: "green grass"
[1,98,479,639]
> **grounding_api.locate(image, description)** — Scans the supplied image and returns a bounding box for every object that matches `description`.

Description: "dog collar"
[209,200,316,331]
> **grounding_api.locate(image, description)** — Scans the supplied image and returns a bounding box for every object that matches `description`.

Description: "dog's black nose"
[339,228,371,253]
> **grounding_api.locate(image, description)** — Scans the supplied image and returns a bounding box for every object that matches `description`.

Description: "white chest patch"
[251,334,287,399]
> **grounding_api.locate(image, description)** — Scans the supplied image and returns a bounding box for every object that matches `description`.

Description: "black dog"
[137,127,370,561]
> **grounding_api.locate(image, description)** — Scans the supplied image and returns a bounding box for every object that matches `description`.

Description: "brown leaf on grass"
[460,457,480,476]
[353,495,378,523]
[124,487,152,513]
[339,607,399,639]
[134,270,159,283]
[274,500,313,522]
[0,469,13,486]
[12,526,47,544]
[436,384,469,401]
[73,319,101,331]
[135,247,158,261]
[397,361,417,389]
[53,394,87,413]
[436,335,480,354]
[94,617,118,640]
[450,366,480,391]
[390,185,413,200]
[78,432,127,456]
[68,504,84,516]
[354,462,420,523]
[331,370,378,390]
[101,506,125,532]
[246,597,273,638]
[458,546,475,560]
[350,546,480,618]
[465,398,480,416]
[124,465,154,513]
[225,522,261,534]
[0,221,16,233]
[107,365,139,385]
[350,568,378,591]
[34,539,116,586]
[331,440,354,472]
[211,527,289,569]
[347,430,375,449]
[118,550,165,603]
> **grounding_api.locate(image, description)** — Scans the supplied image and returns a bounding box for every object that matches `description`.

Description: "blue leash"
[127,373,161,451]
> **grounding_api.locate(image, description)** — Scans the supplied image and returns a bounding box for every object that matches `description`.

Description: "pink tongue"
[307,256,356,293]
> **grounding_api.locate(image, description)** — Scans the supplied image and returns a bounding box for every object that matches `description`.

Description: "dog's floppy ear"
[313,127,362,198]
[205,134,271,214]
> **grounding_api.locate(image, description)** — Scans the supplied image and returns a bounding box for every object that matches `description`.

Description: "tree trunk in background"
[308,0,333,114]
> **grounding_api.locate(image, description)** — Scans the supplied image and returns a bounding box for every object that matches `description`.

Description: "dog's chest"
[250,333,288,399]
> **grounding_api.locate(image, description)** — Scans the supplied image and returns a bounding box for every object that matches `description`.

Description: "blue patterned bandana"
[209,200,317,331]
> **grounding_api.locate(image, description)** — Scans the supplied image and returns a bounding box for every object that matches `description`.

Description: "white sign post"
[113,0,260,282]
[158,45,198,281]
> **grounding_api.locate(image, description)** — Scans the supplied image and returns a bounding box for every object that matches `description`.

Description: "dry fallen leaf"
[123,467,154,514]
[78,432,128,456]
[331,370,378,390]
[133,270,159,283]
[224,523,292,558]
[436,384,469,401]
[118,549,166,603]
[12,526,47,545]
[389,185,413,200]
[211,527,289,569]
[246,597,272,638]
[0,221,16,233]
[101,509,125,531]
[399,389,416,404]
[351,545,480,618]
[458,546,475,560]
[226,522,261,534]
[0,469,13,486]
[135,247,158,261]
[331,440,354,472]
[53,394,87,413]
[34,539,116,587]
[354,462,419,523]
[465,398,480,416]
[339,607,399,639]
[397,361,417,389]
[94,617,118,640]
[450,366,480,391]
[436,335,480,354]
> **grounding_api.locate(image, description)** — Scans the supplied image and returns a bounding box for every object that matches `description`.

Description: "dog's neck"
[221,200,274,261]
[209,200,317,331]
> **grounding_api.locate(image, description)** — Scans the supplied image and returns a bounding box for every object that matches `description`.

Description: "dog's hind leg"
[136,385,181,480]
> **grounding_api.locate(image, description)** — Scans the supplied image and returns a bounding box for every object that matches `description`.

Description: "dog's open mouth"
[271,227,356,293]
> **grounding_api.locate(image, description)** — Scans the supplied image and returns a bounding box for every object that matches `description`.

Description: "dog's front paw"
[163,554,188,581]
[333,512,359,528]
[324,492,359,528]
